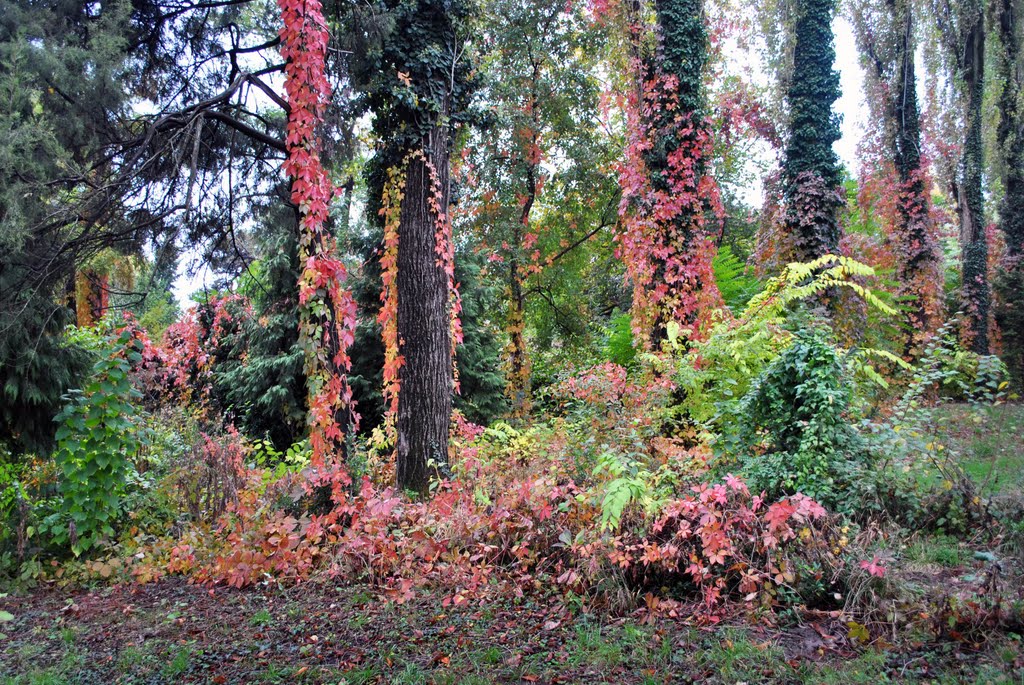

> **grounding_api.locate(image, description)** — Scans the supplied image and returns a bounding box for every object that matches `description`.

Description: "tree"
[357,0,476,493]
[993,0,1024,382]
[782,0,844,264]
[0,0,304,450]
[616,0,724,348]
[929,0,989,353]
[850,0,944,352]
[217,196,307,450]
[467,0,619,415]
[0,0,132,451]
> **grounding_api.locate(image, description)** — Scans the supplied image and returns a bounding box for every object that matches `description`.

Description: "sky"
[173,16,870,307]
[833,16,869,172]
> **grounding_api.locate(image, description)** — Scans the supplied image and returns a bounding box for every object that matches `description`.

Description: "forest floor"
[2,405,1023,685]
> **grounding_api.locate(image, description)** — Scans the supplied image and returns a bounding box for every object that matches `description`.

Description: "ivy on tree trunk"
[957,0,988,354]
[617,0,723,349]
[782,0,843,263]
[359,0,475,495]
[994,0,1024,381]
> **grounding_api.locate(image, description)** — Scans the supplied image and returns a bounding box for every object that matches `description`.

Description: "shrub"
[603,312,637,368]
[46,327,146,555]
[729,329,867,509]
[577,475,837,613]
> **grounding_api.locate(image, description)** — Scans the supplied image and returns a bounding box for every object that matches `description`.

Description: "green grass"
[566,623,624,671]
[249,607,273,628]
[905,534,965,567]
[161,644,195,678]
[931,404,1024,496]
[697,629,786,682]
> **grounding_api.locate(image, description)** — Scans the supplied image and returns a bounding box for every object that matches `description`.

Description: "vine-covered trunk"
[279,0,358,473]
[506,257,530,417]
[395,126,454,494]
[891,8,943,352]
[619,0,722,349]
[994,0,1024,382]
[958,1,989,354]
[782,0,843,264]
[75,269,109,327]
[506,148,536,417]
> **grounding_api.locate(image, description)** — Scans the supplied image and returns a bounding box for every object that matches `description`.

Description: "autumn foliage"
[615,0,724,348]
[278,0,358,470]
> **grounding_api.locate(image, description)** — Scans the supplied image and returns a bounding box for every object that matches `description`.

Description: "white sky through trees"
[172,16,869,307]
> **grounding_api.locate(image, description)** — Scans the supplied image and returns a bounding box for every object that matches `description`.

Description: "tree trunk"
[959,1,989,354]
[506,264,530,417]
[891,7,943,351]
[994,0,1024,381]
[395,125,454,494]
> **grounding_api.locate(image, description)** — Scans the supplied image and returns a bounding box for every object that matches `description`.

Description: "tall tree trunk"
[958,0,989,354]
[783,0,843,264]
[506,126,538,418]
[396,125,454,494]
[891,6,944,351]
[994,0,1024,381]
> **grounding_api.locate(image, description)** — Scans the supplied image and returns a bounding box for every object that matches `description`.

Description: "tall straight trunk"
[506,126,538,417]
[783,0,843,263]
[890,6,943,349]
[958,0,989,354]
[506,254,530,417]
[994,0,1024,380]
[395,124,454,494]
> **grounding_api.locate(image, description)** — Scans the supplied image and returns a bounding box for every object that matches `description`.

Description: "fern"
[712,245,761,312]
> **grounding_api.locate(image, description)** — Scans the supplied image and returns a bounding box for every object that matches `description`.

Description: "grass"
[904,534,965,567]
[249,607,273,627]
[931,404,1024,496]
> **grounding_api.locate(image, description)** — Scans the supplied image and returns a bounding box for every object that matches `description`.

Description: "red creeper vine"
[378,150,463,438]
[278,0,358,474]
[617,68,724,347]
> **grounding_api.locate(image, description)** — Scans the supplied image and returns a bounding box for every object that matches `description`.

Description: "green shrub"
[45,328,146,555]
[603,312,637,368]
[730,329,866,509]
[712,244,761,312]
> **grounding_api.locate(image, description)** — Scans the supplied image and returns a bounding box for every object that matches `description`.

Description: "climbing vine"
[278,0,358,472]
[781,0,844,264]
[378,149,463,437]
[615,0,724,349]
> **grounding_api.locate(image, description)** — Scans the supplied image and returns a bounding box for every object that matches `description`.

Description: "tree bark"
[959,0,989,354]
[994,0,1024,381]
[395,124,454,494]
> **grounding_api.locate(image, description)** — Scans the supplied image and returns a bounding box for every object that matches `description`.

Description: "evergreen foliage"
[993,0,1024,385]
[782,0,844,261]
[354,0,479,222]
[217,203,307,451]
